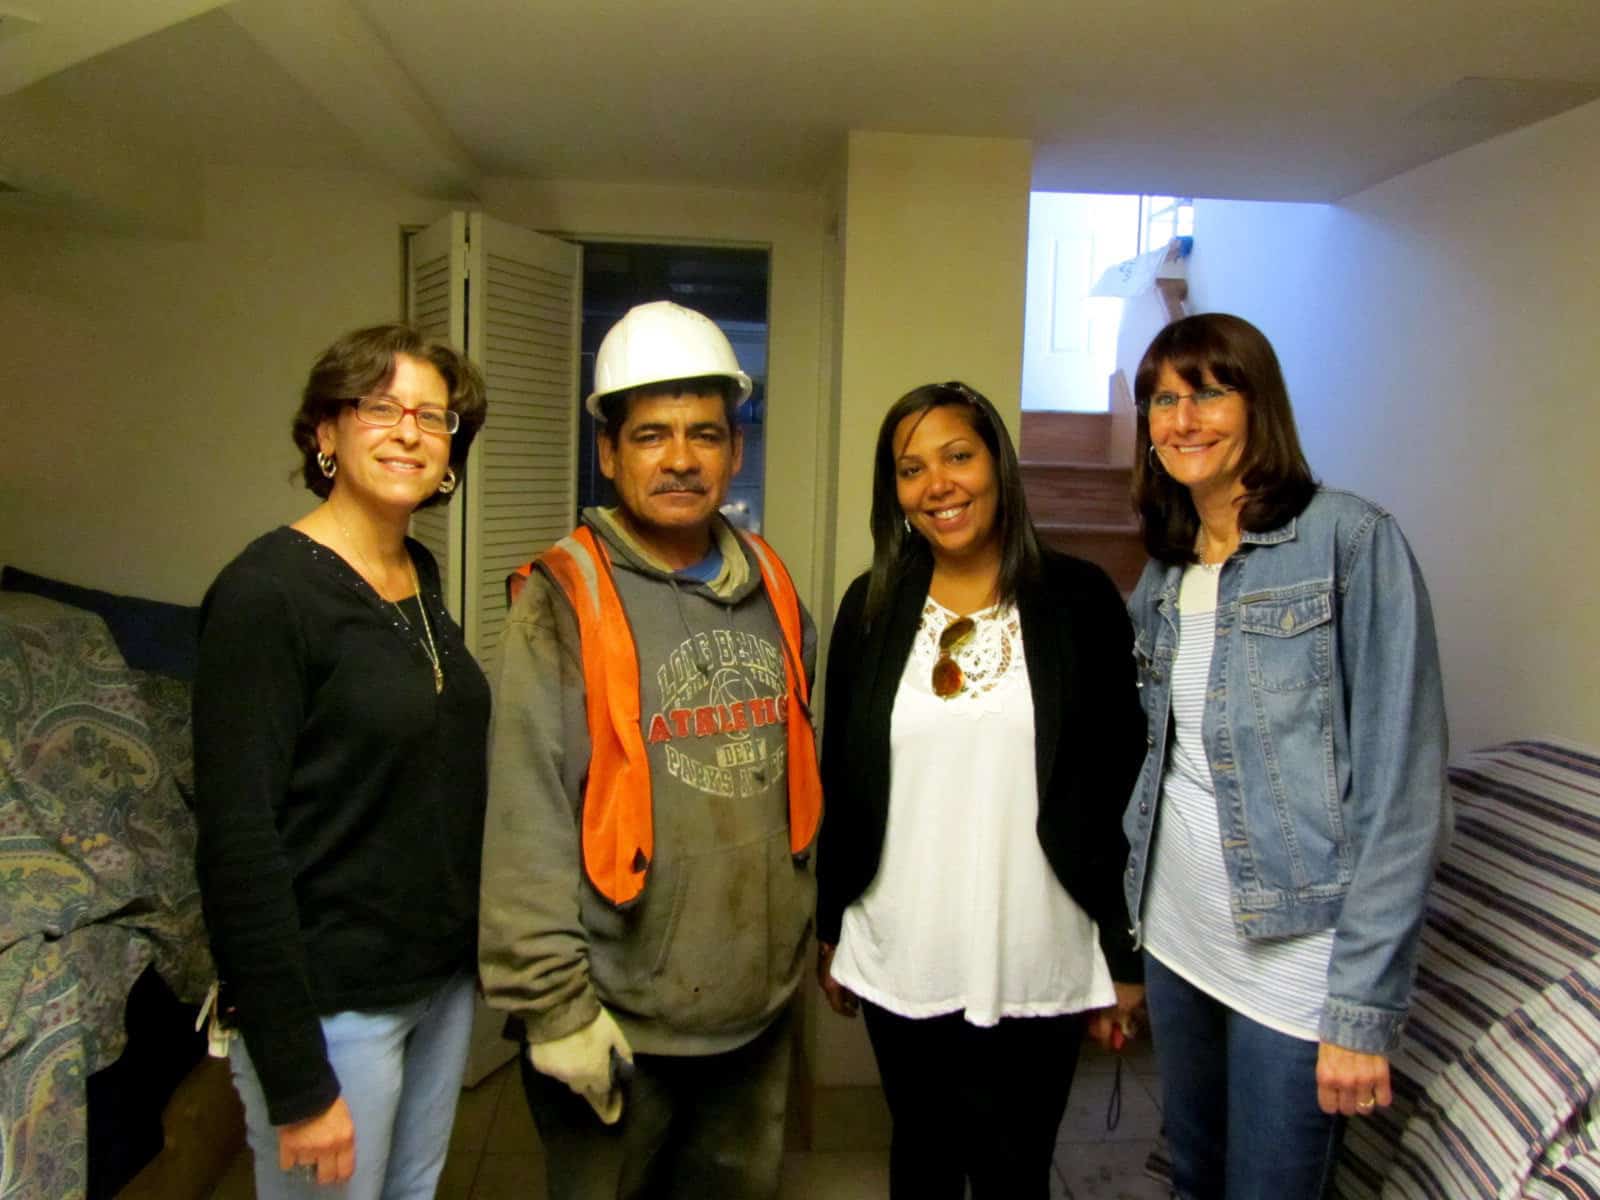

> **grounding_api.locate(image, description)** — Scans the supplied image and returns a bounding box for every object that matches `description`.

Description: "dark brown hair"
[291,323,488,509]
[1132,313,1317,563]
[864,381,1041,623]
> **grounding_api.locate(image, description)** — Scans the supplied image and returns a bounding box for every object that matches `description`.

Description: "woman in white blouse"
[815,381,1148,1199]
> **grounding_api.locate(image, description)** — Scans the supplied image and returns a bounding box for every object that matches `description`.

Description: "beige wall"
[1186,97,1600,753]
[0,166,449,602]
[828,131,1033,612]
[814,131,1033,1093]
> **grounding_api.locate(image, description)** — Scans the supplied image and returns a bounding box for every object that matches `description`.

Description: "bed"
[0,578,233,1200]
[1335,738,1600,1198]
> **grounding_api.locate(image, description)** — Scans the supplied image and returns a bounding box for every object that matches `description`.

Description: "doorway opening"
[1022,193,1193,413]
[576,242,771,532]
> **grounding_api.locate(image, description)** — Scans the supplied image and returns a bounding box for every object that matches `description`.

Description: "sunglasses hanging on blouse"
[932,616,976,699]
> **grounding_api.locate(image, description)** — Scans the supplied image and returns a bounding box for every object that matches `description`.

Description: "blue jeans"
[1144,954,1342,1200]
[228,971,476,1200]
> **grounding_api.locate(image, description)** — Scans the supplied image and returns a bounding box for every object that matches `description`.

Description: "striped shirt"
[1142,563,1334,1041]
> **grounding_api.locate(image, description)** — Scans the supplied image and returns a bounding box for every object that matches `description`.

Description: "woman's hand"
[1086,982,1147,1051]
[1316,1042,1391,1116]
[816,942,860,1018]
[277,1096,356,1185]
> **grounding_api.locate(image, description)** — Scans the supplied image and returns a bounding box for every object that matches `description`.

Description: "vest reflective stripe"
[533,526,821,908]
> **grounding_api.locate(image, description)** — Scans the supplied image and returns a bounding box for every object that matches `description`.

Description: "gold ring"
[1356,1095,1377,1111]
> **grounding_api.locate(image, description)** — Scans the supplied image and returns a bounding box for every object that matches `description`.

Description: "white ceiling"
[3,0,1599,221]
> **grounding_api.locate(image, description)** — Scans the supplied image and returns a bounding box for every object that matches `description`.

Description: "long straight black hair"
[1132,314,1317,564]
[863,381,1042,624]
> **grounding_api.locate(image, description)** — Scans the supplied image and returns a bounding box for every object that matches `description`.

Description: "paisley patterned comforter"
[0,594,211,1200]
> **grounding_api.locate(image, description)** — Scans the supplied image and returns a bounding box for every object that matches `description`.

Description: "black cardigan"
[194,529,490,1123]
[815,548,1147,982]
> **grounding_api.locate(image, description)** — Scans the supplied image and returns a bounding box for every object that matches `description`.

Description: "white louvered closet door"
[406,213,469,623]
[407,212,581,664]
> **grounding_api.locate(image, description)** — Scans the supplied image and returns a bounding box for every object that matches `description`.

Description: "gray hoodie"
[479,507,817,1055]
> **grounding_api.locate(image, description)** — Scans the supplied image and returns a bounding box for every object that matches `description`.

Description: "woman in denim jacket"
[1122,313,1449,1199]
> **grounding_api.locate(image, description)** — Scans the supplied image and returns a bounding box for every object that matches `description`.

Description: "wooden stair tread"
[1018,460,1129,473]
[1036,520,1140,535]
[1019,411,1113,463]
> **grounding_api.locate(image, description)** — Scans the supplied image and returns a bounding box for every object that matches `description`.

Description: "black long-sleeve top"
[193,527,489,1124]
[816,547,1148,981]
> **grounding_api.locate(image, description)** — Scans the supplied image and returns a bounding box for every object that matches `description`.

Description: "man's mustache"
[651,477,707,495]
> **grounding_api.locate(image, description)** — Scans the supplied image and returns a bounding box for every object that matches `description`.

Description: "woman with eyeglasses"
[193,324,490,1198]
[1123,313,1448,1199]
[815,381,1147,1199]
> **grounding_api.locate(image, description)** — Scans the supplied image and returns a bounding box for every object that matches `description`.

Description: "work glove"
[526,1007,634,1125]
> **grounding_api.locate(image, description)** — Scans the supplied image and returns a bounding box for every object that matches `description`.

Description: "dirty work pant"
[228,970,475,1200]
[520,1004,793,1200]
[861,1000,1084,1200]
[1145,953,1343,1200]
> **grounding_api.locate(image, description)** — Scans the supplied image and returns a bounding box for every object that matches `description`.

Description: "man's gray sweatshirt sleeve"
[479,573,601,1044]
[800,600,818,689]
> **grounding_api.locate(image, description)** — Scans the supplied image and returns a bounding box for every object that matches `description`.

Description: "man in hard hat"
[480,301,821,1199]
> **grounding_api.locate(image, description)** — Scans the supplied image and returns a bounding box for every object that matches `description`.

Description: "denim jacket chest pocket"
[1230,582,1346,893]
[1238,588,1333,692]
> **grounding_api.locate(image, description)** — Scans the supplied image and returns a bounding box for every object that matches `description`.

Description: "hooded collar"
[584,506,758,603]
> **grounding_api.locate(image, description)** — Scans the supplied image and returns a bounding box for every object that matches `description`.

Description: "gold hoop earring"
[317,451,337,479]
[437,468,458,495]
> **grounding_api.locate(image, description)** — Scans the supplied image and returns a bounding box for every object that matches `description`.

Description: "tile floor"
[210,1038,1168,1199]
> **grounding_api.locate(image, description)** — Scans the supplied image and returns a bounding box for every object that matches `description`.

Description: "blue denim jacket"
[1123,488,1450,1054]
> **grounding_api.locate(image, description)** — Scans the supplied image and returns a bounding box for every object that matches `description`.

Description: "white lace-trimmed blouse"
[829,597,1117,1026]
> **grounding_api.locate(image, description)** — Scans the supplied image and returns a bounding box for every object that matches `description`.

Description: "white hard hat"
[585,301,754,420]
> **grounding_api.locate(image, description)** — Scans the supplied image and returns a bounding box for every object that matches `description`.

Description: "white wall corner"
[0,88,203,234]
[0,1,230,96]
[227,0,481,201]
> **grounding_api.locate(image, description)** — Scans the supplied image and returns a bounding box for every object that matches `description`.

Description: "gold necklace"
[1195,526,1238,565]
[330,509,394,594]
[331,510,443,694]
[404,556,444,695]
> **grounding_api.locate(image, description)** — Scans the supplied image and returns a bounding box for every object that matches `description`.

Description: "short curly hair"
[290,323,488,509]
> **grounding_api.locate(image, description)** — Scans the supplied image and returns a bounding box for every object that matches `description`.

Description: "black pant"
[520,1006,793,1200]
[862,1001,1084,1200]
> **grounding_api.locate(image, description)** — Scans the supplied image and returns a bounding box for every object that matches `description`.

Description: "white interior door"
[1021,192,1139,413]
[461,213,582,663]
[406,213,469,621]
[406,212,581,662]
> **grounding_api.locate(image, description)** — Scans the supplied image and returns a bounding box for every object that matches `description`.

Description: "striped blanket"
[1336,739,1600,1199]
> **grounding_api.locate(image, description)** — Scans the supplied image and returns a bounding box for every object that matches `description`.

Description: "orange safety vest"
[511,526,822,908]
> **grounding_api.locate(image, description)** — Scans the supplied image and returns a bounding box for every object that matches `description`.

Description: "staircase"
[1020,411,1145,594]
[1019,254,1189,594]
